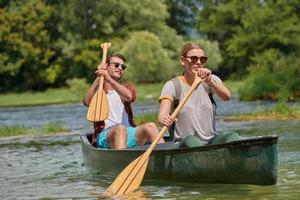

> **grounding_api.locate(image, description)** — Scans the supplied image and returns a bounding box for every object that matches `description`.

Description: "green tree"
[120,31,174,83]
[239,53,300,101]
[48,0,183,83]
[0,0,60,91]
[197,0,300,77]
[164,0,200,35]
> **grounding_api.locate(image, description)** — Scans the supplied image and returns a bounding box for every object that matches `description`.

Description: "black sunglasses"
[184,56,208,64]
[109,62,127,70]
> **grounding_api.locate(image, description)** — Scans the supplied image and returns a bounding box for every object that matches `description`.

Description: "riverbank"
[0,83,165,107]
[1,81,299,138]
[0,81,240,107]
[1,106,299,138]
[223,103,300,121]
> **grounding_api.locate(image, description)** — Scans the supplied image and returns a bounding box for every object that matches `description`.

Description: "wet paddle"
[86,43,111,122]
[105,75,205,196]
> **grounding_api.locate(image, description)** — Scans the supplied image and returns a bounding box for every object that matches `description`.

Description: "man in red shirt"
[83,54,164,149]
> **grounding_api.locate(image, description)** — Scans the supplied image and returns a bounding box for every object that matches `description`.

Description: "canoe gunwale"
[80,133,278,154]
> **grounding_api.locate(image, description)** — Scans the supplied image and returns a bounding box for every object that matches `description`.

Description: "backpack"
[168,77,217,140]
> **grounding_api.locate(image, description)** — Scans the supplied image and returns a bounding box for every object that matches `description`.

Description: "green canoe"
[80,133,278,185]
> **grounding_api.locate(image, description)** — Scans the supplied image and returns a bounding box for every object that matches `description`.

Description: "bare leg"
[106,125,127,149]
[135,122,165,145]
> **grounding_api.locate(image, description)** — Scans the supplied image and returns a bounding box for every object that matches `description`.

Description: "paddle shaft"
[93,46,108,121]
[98,44,109,90]
[106,75,205,196]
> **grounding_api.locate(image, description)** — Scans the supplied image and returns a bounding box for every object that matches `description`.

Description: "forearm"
[83,77,99,106]
[210,82,231,101]
[158,99,173,126]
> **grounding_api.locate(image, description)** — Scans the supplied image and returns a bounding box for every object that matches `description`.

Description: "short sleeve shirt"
[159,75,221,143]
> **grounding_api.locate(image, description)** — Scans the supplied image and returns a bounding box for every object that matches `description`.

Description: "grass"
[224,103,300,121]
[135,83,164,101]
[0,81,245,107]
[0,88,85,107]
[0,122,69,137]
[0,83,165,107]
[134,112,158,125]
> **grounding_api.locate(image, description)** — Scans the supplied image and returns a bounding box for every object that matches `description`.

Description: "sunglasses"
[184,56,208,64]
[109,62,127,70]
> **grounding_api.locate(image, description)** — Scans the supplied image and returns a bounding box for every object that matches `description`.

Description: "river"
[0,100,299,199]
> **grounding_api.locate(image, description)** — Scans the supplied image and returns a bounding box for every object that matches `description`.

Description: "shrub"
[120,31,174,83]
[239,54,300,101]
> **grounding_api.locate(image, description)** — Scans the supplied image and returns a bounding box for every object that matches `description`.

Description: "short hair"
[107,53,126,63]
[180,42,205,57]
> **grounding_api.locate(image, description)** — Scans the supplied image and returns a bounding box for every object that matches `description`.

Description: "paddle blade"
[86,89,109,122]
[105,154,149,196]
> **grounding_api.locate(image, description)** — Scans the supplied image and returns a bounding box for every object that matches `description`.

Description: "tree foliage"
[0,0,58,91]
[0,0,226,92]
[120,31,174,83]
[197,0,300,77]
[164,0,200,35]
[239,53,300,101]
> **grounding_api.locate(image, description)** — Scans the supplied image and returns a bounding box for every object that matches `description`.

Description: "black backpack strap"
[168,77,181,140]
[208,92,217,133]
[172,77,181,104]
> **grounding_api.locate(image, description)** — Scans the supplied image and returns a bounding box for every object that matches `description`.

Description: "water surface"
[0,101,299,199]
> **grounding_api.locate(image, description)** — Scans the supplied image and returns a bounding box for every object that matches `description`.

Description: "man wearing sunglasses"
[83,54,164,149]
[158,42,239,148]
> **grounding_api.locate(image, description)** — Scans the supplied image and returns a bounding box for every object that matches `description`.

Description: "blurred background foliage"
[0,0,299,102]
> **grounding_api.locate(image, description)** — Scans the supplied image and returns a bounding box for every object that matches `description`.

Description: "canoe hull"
[80,134,278,185]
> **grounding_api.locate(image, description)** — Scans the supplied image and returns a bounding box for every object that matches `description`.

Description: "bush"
[66,78,89,97]
[120,31,174,83]
[239,54,300,101]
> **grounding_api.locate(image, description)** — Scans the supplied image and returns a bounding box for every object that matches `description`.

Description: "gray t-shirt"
[159,75,221,143]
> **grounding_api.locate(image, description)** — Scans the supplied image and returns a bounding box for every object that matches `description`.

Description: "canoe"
[80,133,278,185]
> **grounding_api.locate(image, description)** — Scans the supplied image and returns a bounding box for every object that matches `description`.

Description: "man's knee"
[108,125,126,140]
[114,125,126,132]
[142,122,157,133]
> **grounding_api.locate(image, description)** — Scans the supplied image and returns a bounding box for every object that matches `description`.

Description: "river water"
[0,100,299,199]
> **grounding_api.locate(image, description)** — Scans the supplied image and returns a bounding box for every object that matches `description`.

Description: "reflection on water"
[0,119,299,199]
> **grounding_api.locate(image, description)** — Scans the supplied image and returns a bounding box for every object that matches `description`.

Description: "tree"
[164,0,200,35]
[0,0,59,91]
[197,0,300,77]
[120,31,174,83]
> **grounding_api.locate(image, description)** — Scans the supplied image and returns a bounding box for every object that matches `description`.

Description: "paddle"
[86,43,111,122]
[105,75,205,196]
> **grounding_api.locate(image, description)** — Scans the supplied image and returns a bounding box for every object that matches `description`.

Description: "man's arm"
[109,79,134,102]
[82,77,99,106]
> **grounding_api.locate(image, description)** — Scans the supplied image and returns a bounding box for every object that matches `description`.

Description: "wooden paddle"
[105,75,205,196]
[86,43,111,122]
